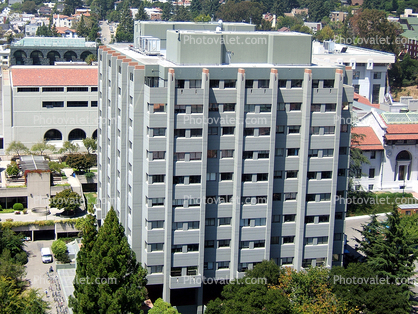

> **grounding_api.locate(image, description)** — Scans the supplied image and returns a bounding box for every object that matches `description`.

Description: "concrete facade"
[97,27,352,310]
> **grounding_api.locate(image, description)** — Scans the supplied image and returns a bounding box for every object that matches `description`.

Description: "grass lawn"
[0,209,17,214]
[346,191,416,216]
[84,192,97,206]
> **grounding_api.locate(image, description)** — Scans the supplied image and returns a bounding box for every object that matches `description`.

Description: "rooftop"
[10,66,98,86]
[19,155,49,172]
[351,126,384,150]
[12,37,96,48]
[381,112,418,124]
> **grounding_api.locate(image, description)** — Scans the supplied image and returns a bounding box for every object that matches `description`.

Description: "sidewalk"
[62,168,85,210]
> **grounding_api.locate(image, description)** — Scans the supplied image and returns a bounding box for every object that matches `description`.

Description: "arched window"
[47,51,60,65]
[30,50,44,65]
[14,50,27,65]
[68,129,86,141]
[44,129,62,141]
[92,130,97,140]
[64,51,77,62]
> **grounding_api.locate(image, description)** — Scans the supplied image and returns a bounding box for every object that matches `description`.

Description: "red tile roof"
[353,92,380,108]
[385,124,418,140]
[351,126,383,150]
[11,68,98,86]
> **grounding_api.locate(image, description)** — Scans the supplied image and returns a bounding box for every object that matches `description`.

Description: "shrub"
[6,162,20,177]
[13,203,24,211]
[14,251,28,265]
[0,205,3,211]
[85,172,95,179]
[51,239,70,263]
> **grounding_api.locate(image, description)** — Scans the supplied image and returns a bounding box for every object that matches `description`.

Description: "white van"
[41,247,53,263]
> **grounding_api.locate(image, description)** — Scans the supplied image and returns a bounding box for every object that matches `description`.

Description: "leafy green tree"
[88,15,100,40]
[216,1,264,25]
[161,2,173,21]
[66,154,96,172]
[349,132,370,182]
[0,228,25,263]
[82,137,97,154]
[107,10,121,22]
[115,0,134,42]
[50,188,82,213]
[5,141,29,156]
[190,0,202,18]
[51,239,70,263]
[84,54,97,65]
[31,141,56,155]
[69,208,148,313]
[149,298,179,314]
[172,5,192,22]
[21,0,36,13]
[316,25,335,41]
[331,263,411,313]
[48,161,65,175]
[36,25,52,36]
[59,141,80,154]
[63,0,83,15]
[194,13,211,22]
[6,162,20,177]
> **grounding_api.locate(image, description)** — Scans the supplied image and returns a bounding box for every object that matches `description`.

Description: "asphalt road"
[100,20,111,45]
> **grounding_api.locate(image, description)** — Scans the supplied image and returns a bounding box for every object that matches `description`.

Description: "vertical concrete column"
[264,68,279,261]
[163,68,176,303]
[293,69,313,270]
[230,68,246,277]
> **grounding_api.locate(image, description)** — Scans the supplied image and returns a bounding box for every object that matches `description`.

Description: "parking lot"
[25,240,70,314]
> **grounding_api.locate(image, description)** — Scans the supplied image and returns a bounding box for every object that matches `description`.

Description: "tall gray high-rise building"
[97,25,352,312]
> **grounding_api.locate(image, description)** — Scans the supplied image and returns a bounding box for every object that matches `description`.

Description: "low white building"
[313,41,395,104]
[1,66,98,153]
[352,110,418,192]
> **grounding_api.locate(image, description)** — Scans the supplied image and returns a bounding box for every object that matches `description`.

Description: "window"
[219,217,231,226]
[220,173,233,181]
[223,103,235,111]
[42,101,64,108]
[151,221,164,229]
[224,80,236,88]
[287,148,299,156]
[341,124,348,132]
[335,212,343,220]
[256,196,267,204]
[288,126,300,134]
[176,80,185,88]
[273,192,281,201]
[305,237,314,245]
[260,104,271,112]
[67,87,88,92]
[279,80,287,88]
[319,215,330,223]
[258,151,269,158]
[173,221,184,230]
[67,101,88,107]
[371,151,376,159]
[91,101,98,107]
[244,104,256,112]
[17,87,39,92]
[210,80,219,88]
[274,171,282,179]
[173,176,185,185]
[286,170,298,179]
[285,192,297,201]
[311,104,321,112]
[207,173,217,181]
[207,150,217,158]
[254,240,265,248]
[254,218,266,226]
[276,125,285,134]
[204,262,214,270]
[339,147,348,155]
[190,79,201,88]
[323,149,334,157]
[338,169,346,176]
[320,193,331,201]
[291,80,302,88]
[148,265,163,274]
[317,236,328,244]
[324,126,335,134]
[150,198,164,206]
[205,218,215,226]
[281,257,293,265]
[323,80,334,88]
[283,236,295,244]
[305,216,315,223]
[242,174,252,182]
[209,103,219,111]
[310,127,320,135]
[208,127,218,135]
[91,87,98,92]
[174,153,185,161]
[275,148,284,157]
[244,128,255,136]
[153,103,166,112]
[307,172,317,180]
[243,151,253,159]
[191,129,203,137]
[321,171,332,179]
[217,261,230,269]
[325,104,336,112]
[150,175,165,183]
[187,244,199,252]
[306,194,316,202]
[240,219,251,226]
[221,150,234,158]
[171,267,182,276]
[369,168,375,178]
[190,152,202,160]
[152,151,165,160]
[222,127,235,135]
[175,105,186,113]
[174,129,186,137]
[43,87,64,92]
[257,173,268,181]
[259,128,270,136]
[187,266,198,275]
[150,243,163,252]
[191,105,203,113]
[153,128,166,136]
[218,240,230,248]
[205,240,215,248]
[245,80,254,88]
[284,214,296,222]
[289,103,301,110]
[373,72,381,79]
[308,149,318,157]
[189,175,201,184]
[354,84,360,93]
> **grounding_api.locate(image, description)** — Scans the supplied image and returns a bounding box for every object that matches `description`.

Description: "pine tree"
[115,0,134,42]
[76,15,88,38]
[135,2,149,21]
[162,2,173,21]
[69,208,147,313]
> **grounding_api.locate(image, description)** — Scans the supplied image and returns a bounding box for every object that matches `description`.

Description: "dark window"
[191,129,203,137]
[242,174,252,182]
[205,240,214,248]
[284,214,296,222]
[258,151,269,158]
[175,105,186,113]
[42,101,64,108]
[289,103,301,111]
[223,103,235,111]
[307,172,317,180]
[260,104,271,112]
[207,150,217,158]
[67,87,89,92]
[189,175,201,184]
[173,176,185,184]
[321,171,332,179]
[371,151,376,159]
[369,168,375,178]
[67,101,88,107]
[17,87,39,92]
[319,215,330,223]
[220,173,233,180]
[311,104,321,112]
[258,80,269,88]
[325,104,336,112]
[210,80,220,88]
[91,101,98,107]
[91,87,98,92]
[306,194,316,202]
[208,127,218,135]
[283,236,295,244]
[209,103,219,111]
[222,127,235,135]
[171,267,182,276]
[245,80,254,88]
[254,240,265,248]
[174,129,186,137]
[244,128,255,136]
[279,80,287,88]
[323,80,334,88]
[176,80,185,88]
[42,87,64,92]
[259,127,270,136]
[286,170,298,179]
[257,173,268,181]
[191,105,203,113]
[224,80,236,88]
[305,216,315,223]
[243,151,253,159]
[291,80,302,88]
[273,193,281,201]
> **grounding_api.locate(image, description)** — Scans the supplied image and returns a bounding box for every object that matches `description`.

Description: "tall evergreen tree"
[135,2,149,21]
[69,208,147,313]
[162,2,173,21]
[115,0,134,42]
[76,15,88,38]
